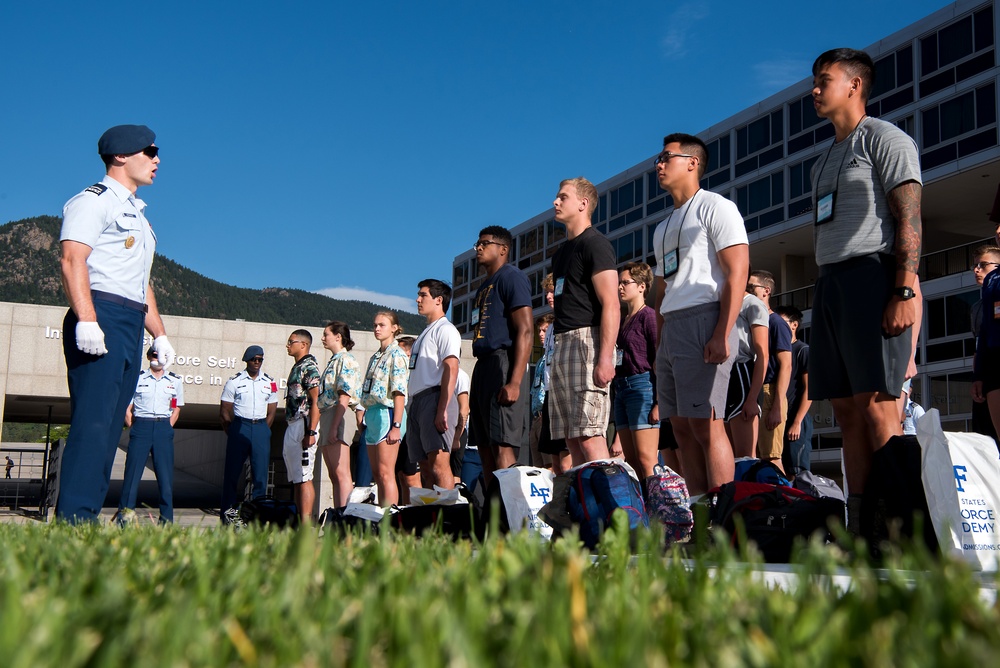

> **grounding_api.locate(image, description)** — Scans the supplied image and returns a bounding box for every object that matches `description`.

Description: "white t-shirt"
[653,189,748,314]
[735,293,769,364]
[451,368,471,434]
[408,316,462,396]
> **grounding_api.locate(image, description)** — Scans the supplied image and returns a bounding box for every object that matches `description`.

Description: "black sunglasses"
[138,145,159,159]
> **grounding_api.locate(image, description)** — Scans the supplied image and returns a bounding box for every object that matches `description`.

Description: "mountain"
[0,216,426,333]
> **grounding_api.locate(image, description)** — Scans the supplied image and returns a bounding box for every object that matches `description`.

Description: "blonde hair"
[375,310,403,337]
[560,177,599,217]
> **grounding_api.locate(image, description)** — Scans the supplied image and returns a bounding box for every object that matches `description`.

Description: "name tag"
[662,249,678,278]
[408,353,418,370]
[471,308,480,326]
[362,378,373,393]
[815,191,835,225]
[615,348,623,366]
[554,277,565,296]
[994,301,1000,319]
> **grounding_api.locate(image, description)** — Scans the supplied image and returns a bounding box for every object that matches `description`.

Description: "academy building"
[451,0,1000,466]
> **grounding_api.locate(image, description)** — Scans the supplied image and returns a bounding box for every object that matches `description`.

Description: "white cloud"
[661,3,710,59]
[753,58,809,91]
[314,286,418,314]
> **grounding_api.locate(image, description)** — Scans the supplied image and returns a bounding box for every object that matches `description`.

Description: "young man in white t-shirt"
[652,132,750,495]
[407,279,462,490]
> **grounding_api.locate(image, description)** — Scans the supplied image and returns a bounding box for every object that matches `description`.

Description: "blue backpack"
[567,462,649,548]
[734,458,791,487]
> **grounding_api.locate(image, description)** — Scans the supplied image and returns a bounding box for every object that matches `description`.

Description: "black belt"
[92,290,148,314]
[235,416,267,424]
[134,416,170,422]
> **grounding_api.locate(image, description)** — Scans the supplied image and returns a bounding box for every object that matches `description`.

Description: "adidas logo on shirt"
[846,158,861,168]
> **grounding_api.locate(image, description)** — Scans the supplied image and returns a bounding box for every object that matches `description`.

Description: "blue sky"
[0,0,952,314]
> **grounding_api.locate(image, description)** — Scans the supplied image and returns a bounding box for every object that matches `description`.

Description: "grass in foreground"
[1,520,998,667]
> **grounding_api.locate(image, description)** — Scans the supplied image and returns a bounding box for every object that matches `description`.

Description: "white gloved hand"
[152,335,176,370]
[76,321,108,356]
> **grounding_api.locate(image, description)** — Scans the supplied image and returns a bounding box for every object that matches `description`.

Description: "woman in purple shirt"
[614,261,660,480]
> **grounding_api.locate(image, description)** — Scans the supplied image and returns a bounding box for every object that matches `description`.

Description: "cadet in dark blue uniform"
[58,125,176,523]
[118,347,185,524]
[219,345,278,522]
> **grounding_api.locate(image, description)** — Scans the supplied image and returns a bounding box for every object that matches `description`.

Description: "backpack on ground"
[645,464,693,545]
[567,461,649,548]
[239,498,299,528]
[792,470,846,503]
[391,503,475,539]
[734,457,791,486]
[709,481,845,562]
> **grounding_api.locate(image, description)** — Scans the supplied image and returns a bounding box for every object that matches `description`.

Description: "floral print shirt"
[360,342,409,409]
[318,350,361,411]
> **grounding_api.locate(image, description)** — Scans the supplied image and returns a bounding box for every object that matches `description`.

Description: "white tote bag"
[493,466,556,540]
[916,409,1000,571]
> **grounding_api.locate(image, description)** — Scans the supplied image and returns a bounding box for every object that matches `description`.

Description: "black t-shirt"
[552,226,617,333]
[471,263,532,358]
[786,339,809,413]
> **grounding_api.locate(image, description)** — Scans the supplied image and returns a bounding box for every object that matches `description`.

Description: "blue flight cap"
[98,125,156,156]
[243,345,265,362]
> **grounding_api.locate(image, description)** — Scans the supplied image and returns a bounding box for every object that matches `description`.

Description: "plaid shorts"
[549,326,610,440]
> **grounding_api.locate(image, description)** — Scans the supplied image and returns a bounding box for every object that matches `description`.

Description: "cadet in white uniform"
[57,124,176,523]
[219,345,278,522]
[118,347,184,524]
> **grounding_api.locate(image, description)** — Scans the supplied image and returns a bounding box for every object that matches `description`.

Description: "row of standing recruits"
[57,46,922,532]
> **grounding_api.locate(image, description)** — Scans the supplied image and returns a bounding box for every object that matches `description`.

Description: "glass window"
[929,371,974,416]
[453,261,468,286]
[921,84,997,150]
[940,16,974,69]
[736,172,783,216]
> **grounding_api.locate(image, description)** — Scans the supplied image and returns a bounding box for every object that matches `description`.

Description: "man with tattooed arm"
[808,48,923,531]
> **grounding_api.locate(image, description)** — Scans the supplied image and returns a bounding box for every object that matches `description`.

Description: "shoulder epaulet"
[84,183,108,196]
[168,372,181,379]
[262,373,273,381]
[228,372,241,381]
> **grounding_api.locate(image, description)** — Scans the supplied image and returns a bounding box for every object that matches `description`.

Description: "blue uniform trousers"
[119,418,175,522]
[221,416,271,518]
[58,299,145,523]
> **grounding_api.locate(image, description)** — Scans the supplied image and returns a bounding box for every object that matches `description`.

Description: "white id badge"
[362,378,373,393]
[662,249,678,278]
[554,277,565,296]
[408,353,417,370]
[615,348,623,366]
[816,191,835,225]
[470,308,480,326]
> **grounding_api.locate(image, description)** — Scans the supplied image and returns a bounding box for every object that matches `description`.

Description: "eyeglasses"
[654,151,697,168]
[473,240,507,250]
[618,279,637,286]
[972,261,1000,271]
[747,284,767,292]
[249,357,264,363]
[287,339,305,346]
[133,145,159,159]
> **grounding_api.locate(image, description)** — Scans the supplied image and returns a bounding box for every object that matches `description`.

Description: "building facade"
[451,0,1000,463]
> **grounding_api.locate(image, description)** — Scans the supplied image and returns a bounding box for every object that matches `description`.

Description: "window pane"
[927,297,946,339]
[940,92,976,142]
[939,17,974,68]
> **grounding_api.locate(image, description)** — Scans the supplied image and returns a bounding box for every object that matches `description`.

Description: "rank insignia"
[125,235,136,249]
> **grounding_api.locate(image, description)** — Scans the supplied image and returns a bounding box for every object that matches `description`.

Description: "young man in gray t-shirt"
[809,48,922,530]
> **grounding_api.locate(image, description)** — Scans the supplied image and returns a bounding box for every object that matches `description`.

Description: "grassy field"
[1,519,998,667]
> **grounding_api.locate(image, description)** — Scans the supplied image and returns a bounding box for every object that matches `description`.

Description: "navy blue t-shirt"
[786,339,809,413]
[764,311,793,384]
[471,263,532,358]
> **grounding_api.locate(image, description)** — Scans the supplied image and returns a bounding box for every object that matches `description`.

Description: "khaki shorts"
[549,327,610,440]
[283,416,318,483]
[756,383,786,460]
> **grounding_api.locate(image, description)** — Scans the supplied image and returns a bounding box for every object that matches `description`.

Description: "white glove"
[152,335,176,370]
[76,321,108,356]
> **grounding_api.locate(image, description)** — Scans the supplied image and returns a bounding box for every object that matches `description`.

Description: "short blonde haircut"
[560,177,599,217]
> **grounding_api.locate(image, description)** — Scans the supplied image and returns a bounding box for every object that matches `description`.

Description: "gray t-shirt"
[811,116,922,266]
[735,293,769,364]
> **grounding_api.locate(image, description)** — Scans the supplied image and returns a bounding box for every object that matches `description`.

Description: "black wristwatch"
[391,422,402,429]
[307,429,318,436]
[893,286,916,300]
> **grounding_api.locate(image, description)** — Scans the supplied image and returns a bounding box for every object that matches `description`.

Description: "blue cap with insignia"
[243,345,265,362]
[98,125,156,156]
